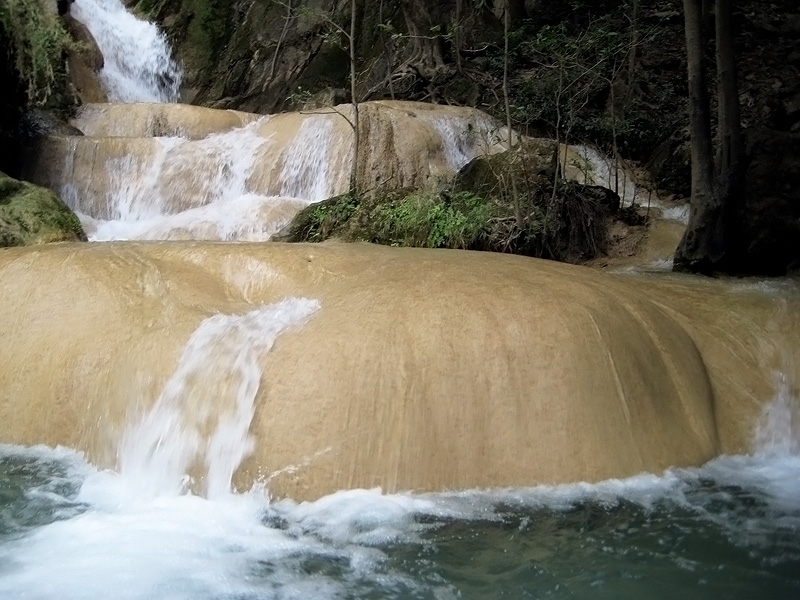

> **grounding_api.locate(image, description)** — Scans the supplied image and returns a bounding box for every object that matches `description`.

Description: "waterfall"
[71,0,181,102]
[755,372,800,456]
[418,112,501,172]
[116,298,320,499]
[69,114,350,242]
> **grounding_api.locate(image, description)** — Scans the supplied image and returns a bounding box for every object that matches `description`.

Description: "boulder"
[0,171,86,246]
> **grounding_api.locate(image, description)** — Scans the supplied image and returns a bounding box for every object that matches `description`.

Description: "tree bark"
[673,0,726,273]
[714,0,743,203]
[399,0,447,81]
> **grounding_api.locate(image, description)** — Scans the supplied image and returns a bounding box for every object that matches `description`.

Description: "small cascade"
[61,117,313,241]
[417,112,502,171]
[565,145,642,206]
[279,116,336,200]
[117,298,320,499]
[755,373,800,456]
[31,103,512,242]
[71,0,181,102]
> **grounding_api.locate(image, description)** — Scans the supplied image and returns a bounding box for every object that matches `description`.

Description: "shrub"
[371,190,490,249]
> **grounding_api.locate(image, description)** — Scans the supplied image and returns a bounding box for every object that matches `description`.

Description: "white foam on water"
[71,0,182,102]
[0,371,798,598]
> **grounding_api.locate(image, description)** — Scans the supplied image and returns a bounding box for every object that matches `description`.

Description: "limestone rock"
[0,242,793,500]
[62,13,107,104]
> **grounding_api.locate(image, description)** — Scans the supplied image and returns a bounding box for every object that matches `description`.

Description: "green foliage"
[186,0,233,66]
[371,190,490,249]
[304,193,359,241]
[0,0,71,105]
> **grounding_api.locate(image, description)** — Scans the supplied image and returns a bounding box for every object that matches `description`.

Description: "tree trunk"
[714,0,743,203]
[673,0,726,273]
[502,6,521,226]
[400,0,447,81]
[349,0,359,196]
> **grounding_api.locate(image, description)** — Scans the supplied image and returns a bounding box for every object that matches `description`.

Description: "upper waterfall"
[71,0,182,102]
[27,102,508,242]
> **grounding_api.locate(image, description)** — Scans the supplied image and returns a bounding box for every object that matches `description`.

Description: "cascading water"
[0,370,798,598]
[61,116,344,241]
[71,0,182,102]
[46,104,509,242]
[115,298,320,500]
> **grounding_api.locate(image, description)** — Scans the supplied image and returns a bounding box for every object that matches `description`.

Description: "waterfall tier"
[1,242,796,500]
[25,101,507,241]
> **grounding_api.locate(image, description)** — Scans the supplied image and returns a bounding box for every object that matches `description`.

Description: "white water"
[71,0,181,102]
[116,298,319,500]
[0,366,798,598]
[62,117,336,241]
[570,145,642,206]
[279,116,337,200]
[418,113,502,171]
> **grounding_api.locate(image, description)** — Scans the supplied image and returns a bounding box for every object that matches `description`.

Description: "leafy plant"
[305,193,359,241]
[0,0,71,105]
[371,190,490,249]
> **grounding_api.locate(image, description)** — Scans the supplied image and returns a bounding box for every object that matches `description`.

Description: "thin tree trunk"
[502,6,521,226]
[454,0,463,73]
[674,0,726,273]
[267,0,292,87]
[349,0,359,196]
[628,0,639,87]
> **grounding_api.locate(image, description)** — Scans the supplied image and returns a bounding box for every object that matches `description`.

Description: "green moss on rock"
[0,171,87,246]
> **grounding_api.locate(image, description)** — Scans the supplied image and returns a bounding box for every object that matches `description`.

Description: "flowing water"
[63,116,325,242]
[0,378,798,599]
[71,0,181,102]
[7,2,797,598]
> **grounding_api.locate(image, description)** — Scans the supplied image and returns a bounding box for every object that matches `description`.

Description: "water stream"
[71,0,181,102]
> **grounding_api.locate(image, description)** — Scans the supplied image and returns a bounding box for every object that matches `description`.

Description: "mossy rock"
[274,173,621,264]
[0,171,87,246]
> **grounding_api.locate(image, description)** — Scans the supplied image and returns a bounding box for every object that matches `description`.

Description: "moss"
[0,172,87,247]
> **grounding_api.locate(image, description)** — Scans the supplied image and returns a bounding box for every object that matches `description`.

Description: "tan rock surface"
[0,242,793,500]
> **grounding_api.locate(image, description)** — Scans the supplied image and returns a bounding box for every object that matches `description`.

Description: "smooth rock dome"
[0,242,791,499]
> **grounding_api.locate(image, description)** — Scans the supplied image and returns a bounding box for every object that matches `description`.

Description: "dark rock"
[21,109,83,139]
[58,0,75,16]
[61,13,107,104]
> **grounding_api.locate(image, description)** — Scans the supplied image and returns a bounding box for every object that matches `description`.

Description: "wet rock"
[21,109,83,139]
[62,13,107,104]
[0,171,86,246]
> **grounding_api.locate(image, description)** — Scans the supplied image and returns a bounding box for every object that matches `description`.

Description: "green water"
[0,446,798,599]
